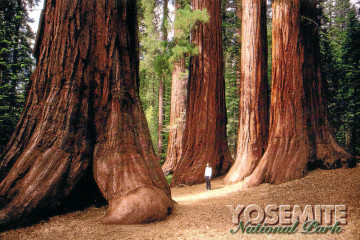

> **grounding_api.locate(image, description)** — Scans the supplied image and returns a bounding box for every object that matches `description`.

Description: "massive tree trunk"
[0,0,172,228]
[242,0,354,189]
[162,1,187,176]
[170,0,233,186]
[225,0,268,184]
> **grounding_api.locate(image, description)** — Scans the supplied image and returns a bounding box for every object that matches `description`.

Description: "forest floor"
[1,165,360,240]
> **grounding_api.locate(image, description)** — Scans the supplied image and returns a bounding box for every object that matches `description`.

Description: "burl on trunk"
[242,0,354,188]
[0,0,172,228]
[170,0,233,186]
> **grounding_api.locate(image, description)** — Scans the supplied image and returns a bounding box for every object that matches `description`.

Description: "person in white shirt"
[204,163,212,190]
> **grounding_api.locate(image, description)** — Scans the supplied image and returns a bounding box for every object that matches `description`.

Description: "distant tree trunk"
[0,0,172,228]
[162,0,187,176]
[158,0,168,161]
[225,0,268,184]
[242,0,354,189]
[171,0,233,186]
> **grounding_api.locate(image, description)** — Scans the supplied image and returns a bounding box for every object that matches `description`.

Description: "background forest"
[0,0,359,160]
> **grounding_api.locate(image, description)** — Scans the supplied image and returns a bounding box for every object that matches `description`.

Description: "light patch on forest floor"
[172,180,243,203]
[1,165,360,240]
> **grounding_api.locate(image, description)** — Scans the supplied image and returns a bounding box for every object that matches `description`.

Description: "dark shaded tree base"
[0,0,172,228]
[0,167,106,232]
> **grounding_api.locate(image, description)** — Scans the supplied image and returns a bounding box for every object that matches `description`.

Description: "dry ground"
[1,166,360,240]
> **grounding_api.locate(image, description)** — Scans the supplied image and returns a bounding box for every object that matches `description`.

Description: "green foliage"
[138,0,209,163]
[169,4,209,63]
[319,0,360,156]
[267,1,272,87]
[222,0,241,157]
[145,105,159,151]
[0,0,37,151]
[165,173,173,184]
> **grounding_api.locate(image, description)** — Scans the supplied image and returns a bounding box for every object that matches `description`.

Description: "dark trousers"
[205,176,211,190]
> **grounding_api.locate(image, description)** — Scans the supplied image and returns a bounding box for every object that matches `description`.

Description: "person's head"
[207,163,210,167]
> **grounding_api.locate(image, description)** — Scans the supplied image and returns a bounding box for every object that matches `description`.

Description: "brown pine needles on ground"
[1,165,360,240]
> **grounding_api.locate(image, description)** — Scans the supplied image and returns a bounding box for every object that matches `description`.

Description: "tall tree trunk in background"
[0,0,172,228]
[242,0,354,189]
[162,0,187,176]
[158,0,168,161]
[225,0,268,185]
[171,0,233,186]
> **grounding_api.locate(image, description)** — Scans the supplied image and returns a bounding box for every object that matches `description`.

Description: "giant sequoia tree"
[225,0,269,184]
[0,0,172,227]
[171,0,233,186]
[162,0,188,176]
[242,0,354,188]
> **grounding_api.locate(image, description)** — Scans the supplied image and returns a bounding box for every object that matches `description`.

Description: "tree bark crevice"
[0,0,172,228]
[171,0,233,187]
[242,0,354,189]
[225,0,269,185]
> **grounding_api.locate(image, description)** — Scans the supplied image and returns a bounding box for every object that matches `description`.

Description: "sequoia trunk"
[162,1,187,176]
[171,0,233,186]
[0,0,172,227]
[225,0,269,184]
[242,0,354,188]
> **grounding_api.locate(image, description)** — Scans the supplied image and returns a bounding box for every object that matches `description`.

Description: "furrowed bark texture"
[162,1,187,176]
[242,0,354,189]
[171,0,233,186]
[225,0,269,184]
[0,0,172,227]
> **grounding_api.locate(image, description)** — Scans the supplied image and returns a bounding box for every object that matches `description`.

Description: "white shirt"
[205,166,212,177]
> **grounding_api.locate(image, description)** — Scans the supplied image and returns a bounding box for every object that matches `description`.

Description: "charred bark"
[170,0,233,186]
[225,0,269,184]
[0,0,172,228]
[242,0,354,189]
[162,1,187,176]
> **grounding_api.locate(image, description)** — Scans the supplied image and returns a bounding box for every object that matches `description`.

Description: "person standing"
[204,163,212,190]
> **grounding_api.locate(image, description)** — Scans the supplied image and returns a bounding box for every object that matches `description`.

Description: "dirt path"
[1,166,360,239]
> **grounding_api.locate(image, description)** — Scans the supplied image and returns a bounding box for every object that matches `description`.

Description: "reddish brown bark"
[242,0,354,189]
[0,0,172,227]
[162,1,187,176]
[170,0,233,186]
[225,0,269,184]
